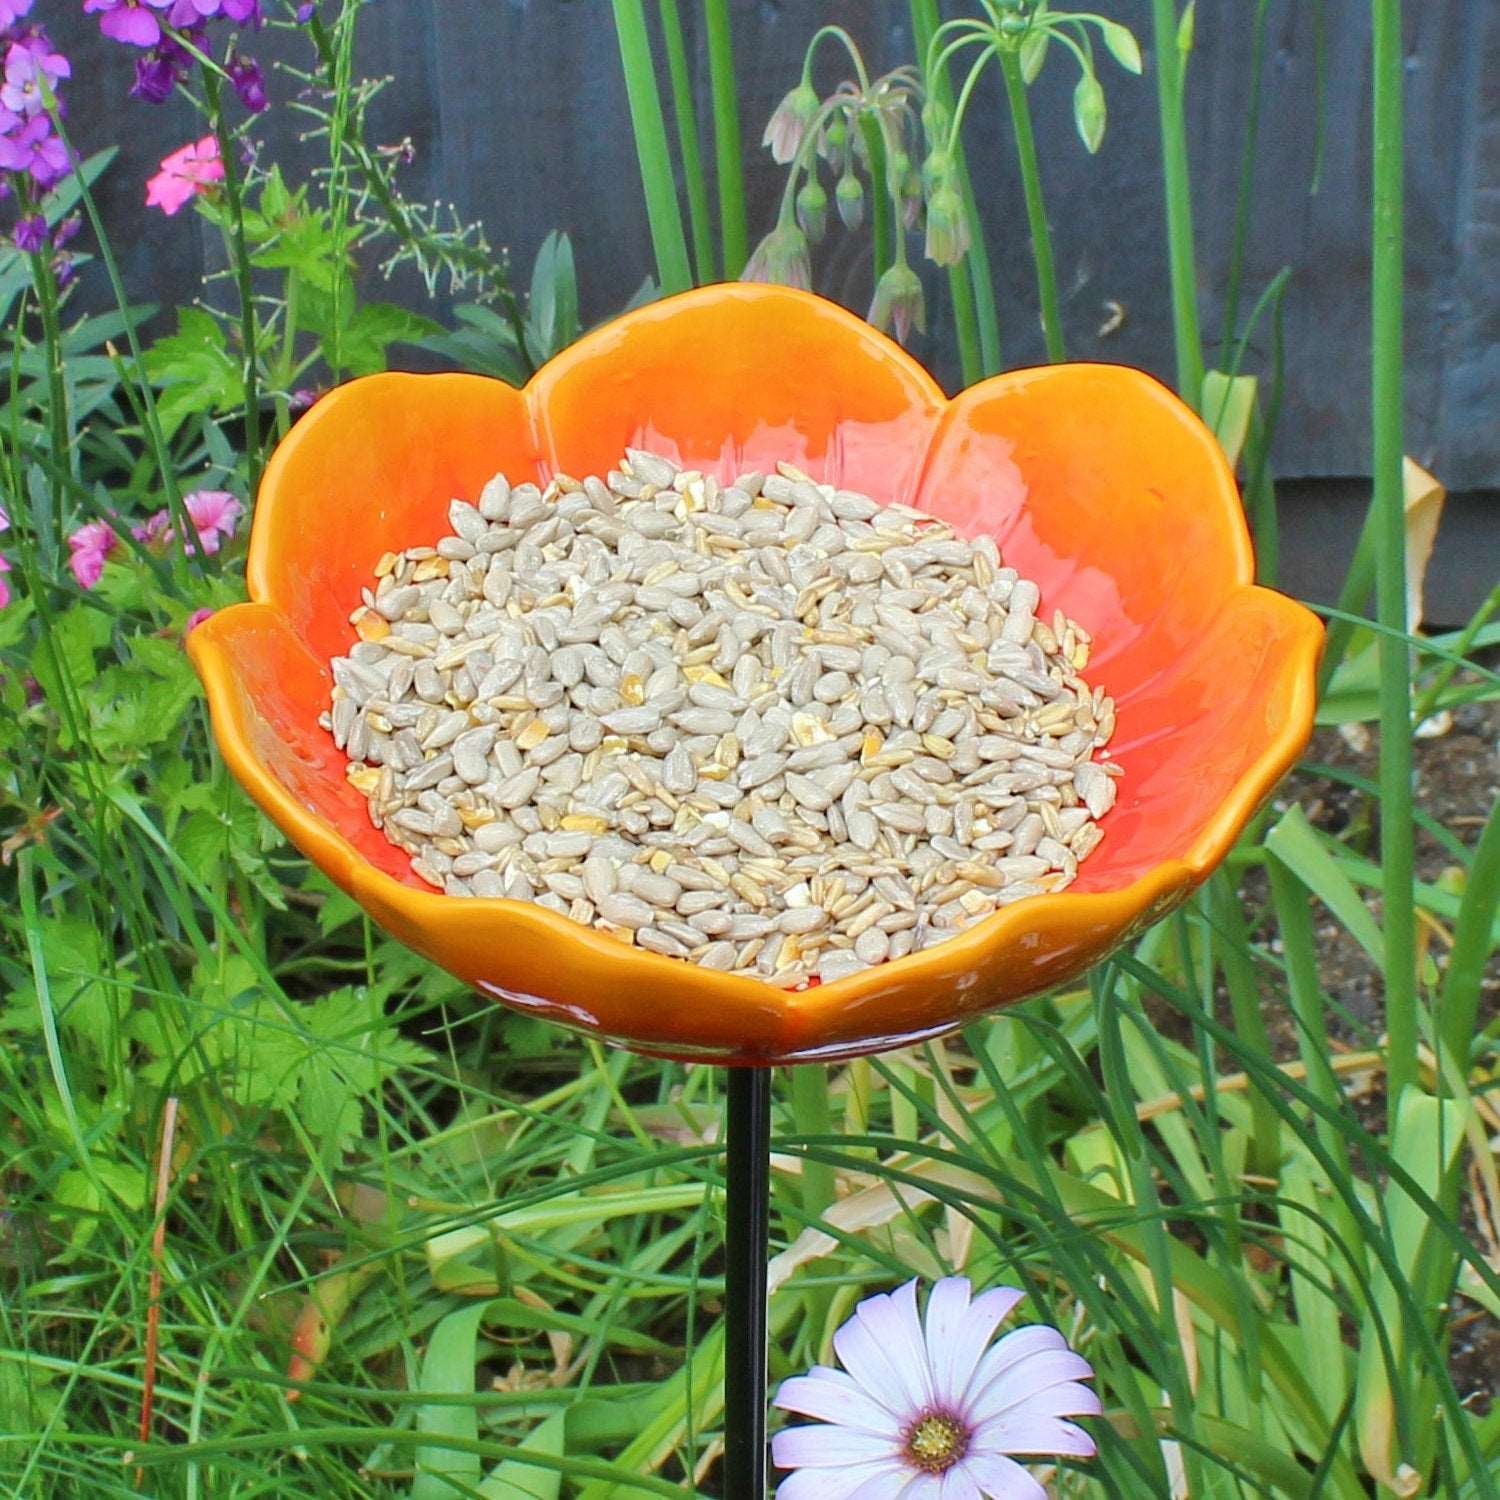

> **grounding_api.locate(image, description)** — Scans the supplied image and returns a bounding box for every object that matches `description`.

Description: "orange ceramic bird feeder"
[188,284,1320,1491]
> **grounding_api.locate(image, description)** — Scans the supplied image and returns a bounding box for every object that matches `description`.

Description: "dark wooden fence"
[51,0,1500,490]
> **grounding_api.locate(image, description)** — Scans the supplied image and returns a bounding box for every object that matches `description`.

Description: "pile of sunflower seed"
[321,450,1120,987]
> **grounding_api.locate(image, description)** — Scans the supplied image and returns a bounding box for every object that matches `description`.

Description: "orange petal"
[915,362,1253,699]
[529,283,943,498]
[247,373,538,662]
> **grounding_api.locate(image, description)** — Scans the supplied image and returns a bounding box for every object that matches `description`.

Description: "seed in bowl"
[320,451,1120,988]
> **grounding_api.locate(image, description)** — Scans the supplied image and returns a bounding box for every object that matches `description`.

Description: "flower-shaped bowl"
[189,284,1321,1064]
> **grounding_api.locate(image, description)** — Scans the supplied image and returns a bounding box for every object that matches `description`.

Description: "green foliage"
[0,0,1495,1497]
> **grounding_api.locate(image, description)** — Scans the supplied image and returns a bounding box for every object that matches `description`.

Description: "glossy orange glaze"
[189,284,1322,1064]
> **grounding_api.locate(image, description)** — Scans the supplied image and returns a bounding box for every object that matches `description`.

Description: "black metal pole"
[723,1065,772,1499]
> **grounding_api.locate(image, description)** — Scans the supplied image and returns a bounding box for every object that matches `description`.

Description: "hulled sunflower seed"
[327,450,1119,987]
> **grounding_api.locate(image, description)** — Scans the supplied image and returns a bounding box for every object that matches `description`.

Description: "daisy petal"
[974,1414,1097,1459]
[964,1326,1067,1405]
[977,1381,1101,1423]
[939,1467,982,1500]
[969,1346,1096,1420]
[926,1280,1025,1406]
[892,1475,944,1500]
[835,1282,931,1417]
[776,1369,902,1435]
[961,1451,1047,1500]
[772,1423,901,1469]
[776,1459,908,1500]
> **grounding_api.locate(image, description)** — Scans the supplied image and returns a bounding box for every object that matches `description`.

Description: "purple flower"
[130,37,192,103]
[772,1278,1101,1500]
[131,54,174,102]
[0,0,34,29]
[12,213,45,252]
[53,213,80,247]
[2,36,72,116]
[184,605,214,634]
[51,251,75,286]
[294,2,316,19]
[0,114,70,188]
[227,53,266,112]
[83,0,174,49]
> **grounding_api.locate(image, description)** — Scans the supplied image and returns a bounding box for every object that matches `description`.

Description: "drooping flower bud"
[835,170,864,231]
[795,176,828,243]
[921,146,951,193]
[818,112,847,163]
[920,98,951,144]
[742,222,812,291]
[762,80,820,164]
[868,262,926,344]
[923,182,970,266]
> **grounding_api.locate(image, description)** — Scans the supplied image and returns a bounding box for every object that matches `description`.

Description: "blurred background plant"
[0,1,1496,1497]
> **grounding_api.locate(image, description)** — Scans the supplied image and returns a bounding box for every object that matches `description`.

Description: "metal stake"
[723,1065,772,1498]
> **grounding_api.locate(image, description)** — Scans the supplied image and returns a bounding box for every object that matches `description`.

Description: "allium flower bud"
[923,181,970,266]
[835,170,864,232]
[921,145,951,193]
[762,80,820,164]
[741,222,811,291]
[795,176,828,243]
[868,262,926,344]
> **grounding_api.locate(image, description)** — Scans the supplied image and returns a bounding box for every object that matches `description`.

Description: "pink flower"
[145,135,223,216]
[184,606,214,633]
[0,552,11,610]
[182,489,242,554]
[0,502,9,530]
[132,492,242,557]
[132,507,172,546]
[772,1278,1101,1500]
[67,520,118,590]
[0,0,34,31]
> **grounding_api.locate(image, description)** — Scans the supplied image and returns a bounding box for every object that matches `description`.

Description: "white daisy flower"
[771,1277,1101,1499]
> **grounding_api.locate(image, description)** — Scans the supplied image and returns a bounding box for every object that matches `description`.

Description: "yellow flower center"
[905,1411,969,1473]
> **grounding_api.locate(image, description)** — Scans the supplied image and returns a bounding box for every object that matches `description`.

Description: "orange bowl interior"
[192,284,1321,1063]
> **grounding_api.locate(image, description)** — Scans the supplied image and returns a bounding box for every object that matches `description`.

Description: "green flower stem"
[657,0,715,283]
[27,250,70,517]
[858,112,893,280]
[612,0,694,295]
[788,1066,835,1218]
[1220,0,1273,364]
[1437,799,1500,1082]
[703,0,748,275]
[1370,0,1418,1111]
[203,74,263,496]
[1209,871,1281,1175]
[1150,0,1205,405]
[1411,580,1500,726]
[268,270,302,442]
[44,110,189,566]
[999,48,1065,362]
[946,44,1006,375]
[803,25,872,93]
[914,0,989,385]
[876,113,913,274]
